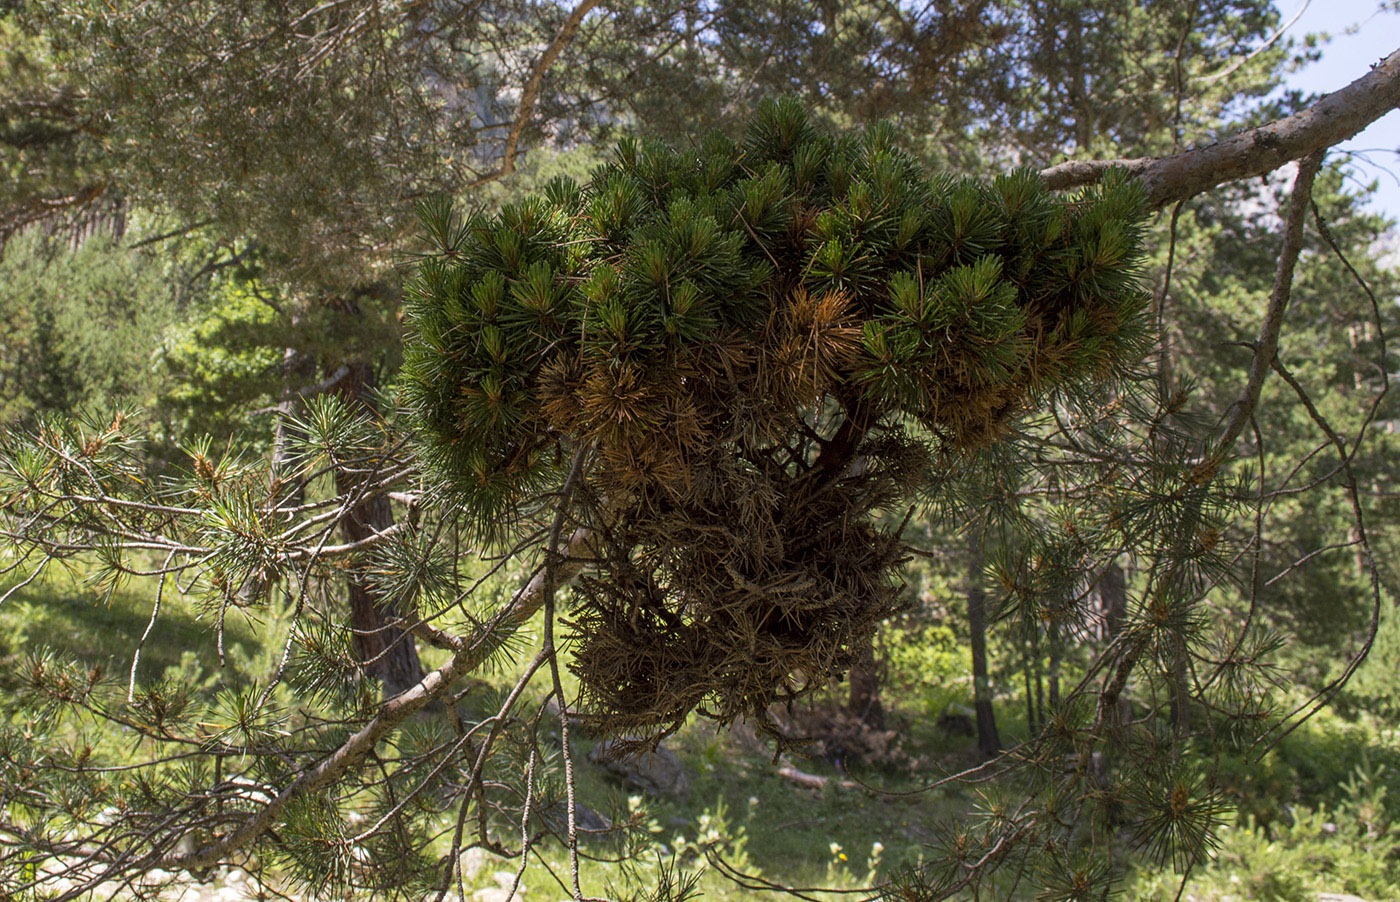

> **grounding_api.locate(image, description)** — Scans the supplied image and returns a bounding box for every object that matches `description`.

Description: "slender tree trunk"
[968,537,1001,757]
[1170,638,1191,737]
[272,342,313,504]
[847,638,885,730]
[1102,560,1131,726]
[333,360,426,699]
[1031,630,1045,734]
[1103,561,1126,640]
[1047,622,1061,714]
[1068,4,1093,155]
[1023,655,1036,735]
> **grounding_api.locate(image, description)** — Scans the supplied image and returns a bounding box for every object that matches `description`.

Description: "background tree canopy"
[2,2,1400,901]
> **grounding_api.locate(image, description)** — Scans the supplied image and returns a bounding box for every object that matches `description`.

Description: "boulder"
[473,874,526,902]
[473,888,522,902]
[539,800,613,837]
[460,846,492,880]
[936,704,975,737]
[587,739,690,799]
[493,871,524,891]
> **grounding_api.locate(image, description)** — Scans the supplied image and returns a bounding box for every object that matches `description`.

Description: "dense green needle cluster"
[404,98,1151,737]
[405,98,1148,514]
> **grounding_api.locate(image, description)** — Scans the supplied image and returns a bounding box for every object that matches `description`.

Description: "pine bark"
[1039,48,1400,210]
[1101,560,1131,726]
[968,537,1002,756]
[333,360,427,698]
[847,638,886,729]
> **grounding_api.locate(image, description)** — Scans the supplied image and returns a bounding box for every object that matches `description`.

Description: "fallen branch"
[777,764,857,791]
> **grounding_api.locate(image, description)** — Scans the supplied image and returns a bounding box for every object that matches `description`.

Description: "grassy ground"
[0,566,267,688]
[4,569,1400,902]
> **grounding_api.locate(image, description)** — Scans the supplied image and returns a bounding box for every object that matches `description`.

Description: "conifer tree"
[404,98,1152,742]
[1,34,1398,902]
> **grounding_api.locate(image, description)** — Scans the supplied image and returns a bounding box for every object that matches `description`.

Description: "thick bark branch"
[1040,48,1400,209]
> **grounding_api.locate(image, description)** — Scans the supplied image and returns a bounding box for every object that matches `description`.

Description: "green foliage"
[1135,751,1400,902]
[150,272,404,443]
[0,231,176,421]
[1348,593,1400,719]
[152,283,286,437]
[1149,168,1400,666]
[405,99,1150,533]
[881,621,968,719]
[403,98,1150,743]
[5,0,497,284]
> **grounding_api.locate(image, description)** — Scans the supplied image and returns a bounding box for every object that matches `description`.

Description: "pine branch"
[463,0,603,190]
[158,450,595,872]
[1213,151,1323,455]
[1039,47,1400,208]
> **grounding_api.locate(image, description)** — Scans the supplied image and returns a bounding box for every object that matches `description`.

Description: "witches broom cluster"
[403,99,1150,741]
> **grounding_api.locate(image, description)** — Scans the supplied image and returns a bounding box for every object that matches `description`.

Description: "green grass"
[0,566,267,685]
[5,569,1400,901]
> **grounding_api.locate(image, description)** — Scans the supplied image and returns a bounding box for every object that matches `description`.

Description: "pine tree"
[403,98,1152,742]
[1,46,1398,902]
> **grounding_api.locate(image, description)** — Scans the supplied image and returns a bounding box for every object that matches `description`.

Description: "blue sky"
[1285,0,1400,222]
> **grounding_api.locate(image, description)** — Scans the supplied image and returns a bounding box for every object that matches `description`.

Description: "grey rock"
[588,739,690,799]
[461,846,493,880]
[473,887,524,902]
[936,704,976,737]
[493,871,525,891]
[936,711,974,737]
[540,800,613,836]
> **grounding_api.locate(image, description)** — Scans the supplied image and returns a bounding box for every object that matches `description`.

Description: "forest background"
[3,1,1400,900]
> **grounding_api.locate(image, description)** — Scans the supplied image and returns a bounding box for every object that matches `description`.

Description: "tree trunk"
[1023,655,1036,735]
[847,637,885,730]
[333,360,426,699]
[1170,638,1191,737]
[968,537,1001,757]
[1032,628,1045,733]
[272,343,314,504]
[1101,560,1131,726]
[1030,638,1041,733]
